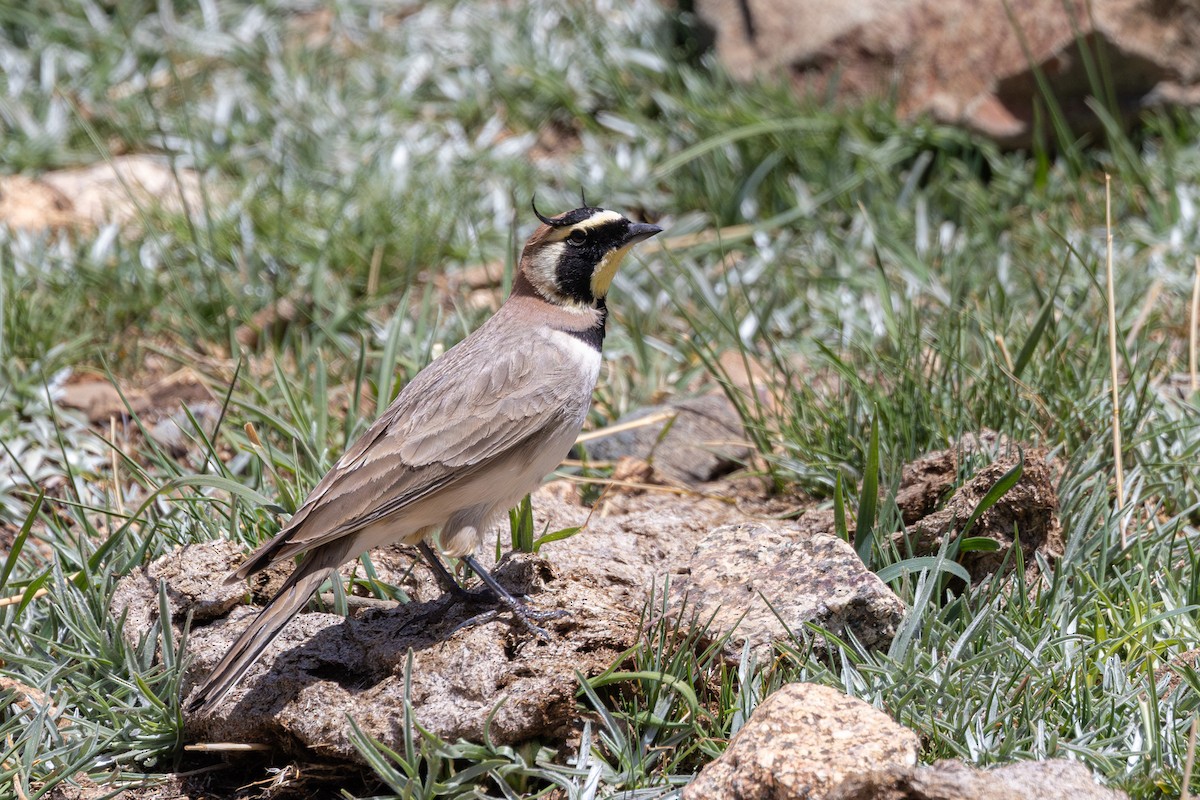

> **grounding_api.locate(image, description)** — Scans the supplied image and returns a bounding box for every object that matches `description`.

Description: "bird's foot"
[457,554,568,640]
[418,544,568,640]
[449,604,568,641]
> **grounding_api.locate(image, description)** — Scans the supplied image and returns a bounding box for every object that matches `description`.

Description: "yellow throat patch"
[590,242,636,299]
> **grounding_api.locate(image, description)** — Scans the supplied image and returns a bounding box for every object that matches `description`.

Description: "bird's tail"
[186,556,338,715]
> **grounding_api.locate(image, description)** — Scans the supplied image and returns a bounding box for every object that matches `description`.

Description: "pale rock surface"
[683,682,921,800]
[0,155,211,232]
[829,758,1129,799]
[112,480,906,759]
[669,521,904,660]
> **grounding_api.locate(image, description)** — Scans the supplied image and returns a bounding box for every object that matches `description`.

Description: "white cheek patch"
[590,242,634,298]
[531,242,566,297]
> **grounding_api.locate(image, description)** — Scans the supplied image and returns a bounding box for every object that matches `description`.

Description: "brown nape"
[509,266,546,301]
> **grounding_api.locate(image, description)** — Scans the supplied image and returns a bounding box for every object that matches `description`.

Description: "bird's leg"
[416,541,491,602]
[417,542,565,639]
[458,555,568,640]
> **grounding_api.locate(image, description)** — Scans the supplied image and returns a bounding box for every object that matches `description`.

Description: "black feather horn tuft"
[531,195,556,226]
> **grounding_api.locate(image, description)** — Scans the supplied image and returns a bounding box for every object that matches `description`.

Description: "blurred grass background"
[3,0,1200,797]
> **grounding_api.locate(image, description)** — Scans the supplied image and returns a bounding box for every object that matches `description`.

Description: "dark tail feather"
[186,557,337,715]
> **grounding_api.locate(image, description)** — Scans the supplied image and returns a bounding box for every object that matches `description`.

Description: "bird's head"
[516,200,662,308]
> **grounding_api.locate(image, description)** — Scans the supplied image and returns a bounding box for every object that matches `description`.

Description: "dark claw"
[449,608,555,641]
[522,608,569,622]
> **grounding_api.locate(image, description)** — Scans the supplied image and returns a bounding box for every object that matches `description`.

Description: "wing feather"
[234,322,592,577]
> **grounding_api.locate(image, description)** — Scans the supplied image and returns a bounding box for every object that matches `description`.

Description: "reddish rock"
[695,0,1200,146]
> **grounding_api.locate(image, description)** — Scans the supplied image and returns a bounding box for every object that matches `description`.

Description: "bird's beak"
[590,222,664,298]
[624,222,663,246]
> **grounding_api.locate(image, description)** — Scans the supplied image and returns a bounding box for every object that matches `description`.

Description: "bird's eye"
[567,229,588,246]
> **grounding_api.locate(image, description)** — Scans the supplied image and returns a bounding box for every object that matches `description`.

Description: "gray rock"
[579,393,752,485]
[133,479,904,760]
[111,540,248,641]
[669,521,904,661]
[172,481,743,759]
[684,682,921,800]
[184,553,636,759]
[829,758,1129,800]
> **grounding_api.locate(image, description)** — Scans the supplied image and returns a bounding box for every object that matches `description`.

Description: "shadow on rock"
[181,552,638,760]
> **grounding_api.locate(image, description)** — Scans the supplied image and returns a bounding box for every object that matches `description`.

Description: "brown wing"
[232,320,589,577]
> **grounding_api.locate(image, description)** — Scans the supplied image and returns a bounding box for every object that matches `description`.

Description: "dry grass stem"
[995,334,1014,372]
[574,410,677,444]
[1184,716,1198,800]
[1191,258,1200,394]
[0,587,51,608]
[184,742,274,752]
[1104,174,1126,547]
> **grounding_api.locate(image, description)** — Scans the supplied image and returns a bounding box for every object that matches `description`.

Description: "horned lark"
[187,202,662,714]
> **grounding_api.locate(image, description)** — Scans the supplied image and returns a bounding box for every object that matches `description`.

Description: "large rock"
[829,758,1129,799]
[684,682,921,800]
[113,478,905,759]
[183,553,635,758]
[669,521,904,660]
[694,0,1200,146]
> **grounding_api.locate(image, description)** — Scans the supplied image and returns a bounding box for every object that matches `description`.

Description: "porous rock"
[829,758,1129,800]
[669,521,904,661]
[683,682,920,800]
[175,481,743,758]
[143,477,904,759]
[111,540,249,641]
[184,552,636,758]
[896,444,1062,582]
[579,393,753,485]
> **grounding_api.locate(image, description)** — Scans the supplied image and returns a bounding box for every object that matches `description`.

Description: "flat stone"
[183,553,635,759]
[830,758,1129,799]
[669,521,904,661]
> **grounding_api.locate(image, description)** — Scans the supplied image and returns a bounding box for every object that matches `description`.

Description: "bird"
[186,200,662,715]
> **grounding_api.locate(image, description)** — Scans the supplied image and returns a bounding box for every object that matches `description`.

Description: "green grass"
[3,0,1200,797]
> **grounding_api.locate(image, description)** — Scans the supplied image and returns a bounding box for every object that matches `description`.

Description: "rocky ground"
[76,394,1111,799]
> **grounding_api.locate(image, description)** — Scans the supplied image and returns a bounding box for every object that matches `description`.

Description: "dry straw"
[1103,175,1126,548]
